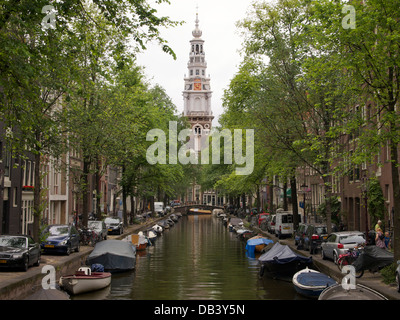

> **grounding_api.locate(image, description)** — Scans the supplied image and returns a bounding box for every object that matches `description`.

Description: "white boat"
[152,224,163,234]
[59,267,111,295]
[292,267,337,298]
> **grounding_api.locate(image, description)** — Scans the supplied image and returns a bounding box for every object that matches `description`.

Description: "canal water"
[73,214,306,300]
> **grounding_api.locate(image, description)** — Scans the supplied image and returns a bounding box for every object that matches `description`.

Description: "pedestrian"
[384,231,392,250]
[374,220,382,231]
[375,228,386,249]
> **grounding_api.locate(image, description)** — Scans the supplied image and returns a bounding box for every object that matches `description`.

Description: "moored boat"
[152,224,163,234]
[86,240,136,272]
[258,242,313,278]
[145,229,158,244]
[189,208,212,214]
[318,283,388,300]
[131,232,148,251]
[59,266,111,295]
[292,267,337,298]
[245,237,274,256]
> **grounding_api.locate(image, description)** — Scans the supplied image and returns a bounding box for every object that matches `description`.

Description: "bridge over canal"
[173,204,224,215]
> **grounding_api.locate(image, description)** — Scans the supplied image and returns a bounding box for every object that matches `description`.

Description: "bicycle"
[79,227,100,247]
[336,245,364,278]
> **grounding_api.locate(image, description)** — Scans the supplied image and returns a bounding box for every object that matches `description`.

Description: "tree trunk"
[290,175,300,231]
[81,158,90,228]
[283,181,288,211]
[32,152,41,242]
[390,139,400,260]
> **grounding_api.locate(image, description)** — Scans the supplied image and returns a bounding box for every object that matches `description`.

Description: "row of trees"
[0,0,191,241]
[201,0,400,261]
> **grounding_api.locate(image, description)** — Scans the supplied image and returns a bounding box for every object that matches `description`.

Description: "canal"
[73,214,306,300]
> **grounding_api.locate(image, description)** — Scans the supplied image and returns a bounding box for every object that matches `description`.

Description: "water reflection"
[76,215,304,300]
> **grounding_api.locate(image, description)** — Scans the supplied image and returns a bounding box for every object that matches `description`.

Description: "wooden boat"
[318,283,388,300]
[59,266,111,295]
[86,240,136,272]
[131,232,148,251]
[292,267,337,298]
[258,242,313,278]
[189,208,212,214]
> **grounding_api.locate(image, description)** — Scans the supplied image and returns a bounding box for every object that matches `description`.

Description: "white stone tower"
[183,12,214,153]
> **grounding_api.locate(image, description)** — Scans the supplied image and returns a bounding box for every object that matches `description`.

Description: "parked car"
[88,220,108,240]
[41,224,80,255]
[302,224,329,254]
[258,213,269,227]
[274,210,294,239]
[294,223,309,246]
[267,215,276,234]
[105,217,124,235]
[321,231,366,263]
[0,235,41,271]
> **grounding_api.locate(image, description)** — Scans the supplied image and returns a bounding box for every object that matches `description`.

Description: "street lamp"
[361,175,369,243]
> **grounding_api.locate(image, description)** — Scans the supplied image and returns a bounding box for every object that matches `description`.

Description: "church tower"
[183,12,214,153]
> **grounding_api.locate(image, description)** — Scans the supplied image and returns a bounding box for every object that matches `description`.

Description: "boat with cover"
[258,242,313,277]
[59,265,111,295]
[245,237,274,256]
[292,267,337,298]
[86,240,136,272]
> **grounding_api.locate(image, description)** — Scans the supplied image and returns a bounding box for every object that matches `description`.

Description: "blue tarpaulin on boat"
[296,271,336,287]
[245,238,274,256]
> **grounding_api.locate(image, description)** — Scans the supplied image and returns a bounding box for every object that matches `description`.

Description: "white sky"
[136,0,254,127]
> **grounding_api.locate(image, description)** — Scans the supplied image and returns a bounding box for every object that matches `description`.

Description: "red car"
[258,213,269,227]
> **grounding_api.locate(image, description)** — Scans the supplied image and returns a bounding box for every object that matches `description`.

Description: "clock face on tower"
[194,82,201,91]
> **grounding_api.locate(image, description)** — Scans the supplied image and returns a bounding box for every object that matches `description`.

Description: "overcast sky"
[136,0,254,127]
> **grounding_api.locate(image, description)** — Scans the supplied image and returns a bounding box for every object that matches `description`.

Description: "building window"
[196,69,199,75]
[13,187,17,207]
[190,70,193,76]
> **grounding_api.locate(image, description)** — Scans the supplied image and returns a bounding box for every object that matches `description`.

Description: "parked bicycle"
[337,245,364,278]
[79,227,101,247]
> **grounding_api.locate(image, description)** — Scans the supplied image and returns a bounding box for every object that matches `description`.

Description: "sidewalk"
[253,225,400,300]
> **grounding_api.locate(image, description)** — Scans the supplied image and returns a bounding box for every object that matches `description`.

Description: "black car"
[303,224,337,254]
[0,235,41,271]
[105,217,124,235]
[41,224,80,255]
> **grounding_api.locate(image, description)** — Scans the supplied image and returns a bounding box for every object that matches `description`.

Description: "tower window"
[190,70,193,76]
[196,69,199,75]
[194,126,201,135]
[202,70,205,76]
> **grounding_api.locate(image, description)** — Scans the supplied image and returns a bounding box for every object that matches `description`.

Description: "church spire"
[182,9,214,150]
[192,12,202,39]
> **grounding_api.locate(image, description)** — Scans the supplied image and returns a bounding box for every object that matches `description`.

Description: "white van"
[275,210,294,239]
[154,202,164,215]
